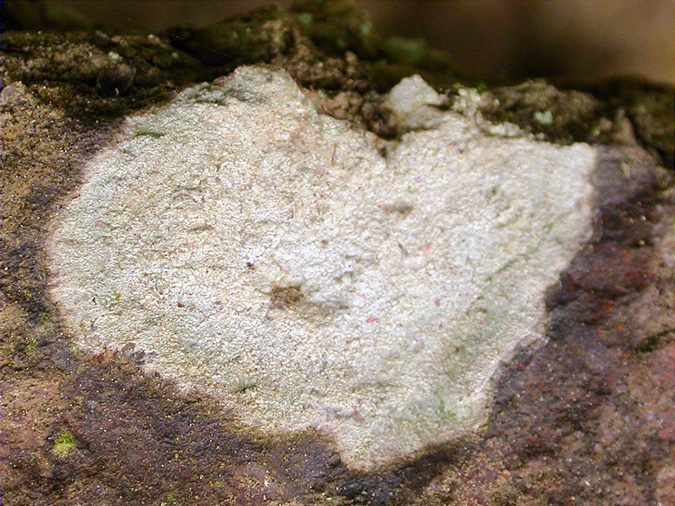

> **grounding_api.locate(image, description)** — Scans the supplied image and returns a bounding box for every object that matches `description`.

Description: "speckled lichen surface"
[46,66,597,469]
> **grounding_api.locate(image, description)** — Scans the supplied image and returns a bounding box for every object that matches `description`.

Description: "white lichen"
[48,66,596,469]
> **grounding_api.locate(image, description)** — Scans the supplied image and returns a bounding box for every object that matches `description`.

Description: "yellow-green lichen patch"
[132,126,166,139]
[52,430,77,458]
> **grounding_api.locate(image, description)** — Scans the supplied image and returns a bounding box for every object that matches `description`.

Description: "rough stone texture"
[384,74,447,130]
[2,21,673,503]
[47,66,596,469]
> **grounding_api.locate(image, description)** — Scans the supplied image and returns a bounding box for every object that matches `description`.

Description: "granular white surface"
[48,67,596,469]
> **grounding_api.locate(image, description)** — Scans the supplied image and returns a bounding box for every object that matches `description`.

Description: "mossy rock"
[1,30,204,119]
[601,80,674,168]
[480,80,610,144]
[168,6,294,66]
[291,0,378,59]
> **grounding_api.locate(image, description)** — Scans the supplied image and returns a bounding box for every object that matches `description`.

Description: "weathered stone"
[47,66,597,469]
[385,74,447,130]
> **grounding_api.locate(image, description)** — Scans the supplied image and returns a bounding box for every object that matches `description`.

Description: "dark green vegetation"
[1,1,674,504]
[2,0,673,162]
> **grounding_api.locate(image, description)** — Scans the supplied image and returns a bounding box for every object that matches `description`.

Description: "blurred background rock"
[3,0,674,84]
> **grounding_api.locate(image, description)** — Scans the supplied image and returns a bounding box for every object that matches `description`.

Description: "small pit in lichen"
[269,285,305,310]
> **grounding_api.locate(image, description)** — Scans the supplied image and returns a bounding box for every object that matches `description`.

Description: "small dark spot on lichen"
[635,329,674,354]
[231,379,257,394]
[382,201,414,217]
[270,284,305,310]
[133,127,165,139]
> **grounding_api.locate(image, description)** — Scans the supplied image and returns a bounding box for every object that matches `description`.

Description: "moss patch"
[1,30,203,119]
[8,1,667,149]
[585,78,675,168]
[480,80,612,144]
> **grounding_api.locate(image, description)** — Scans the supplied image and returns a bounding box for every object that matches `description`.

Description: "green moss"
[4,2,670,158]
[24,335,39,356]
[1,1,463,125]
[636,329,674,354]
[296,12,313,27]
[480,80,611,144]
[291,0,378,59]
[617,86,675,168]
[111,290,123,305]
[435,396,458,424]
[629,91,674,166]
[52,430,77,459]
[381,36,452,73]
[382,37,427,66]
[168,0,459,92]
[162,491,179,505]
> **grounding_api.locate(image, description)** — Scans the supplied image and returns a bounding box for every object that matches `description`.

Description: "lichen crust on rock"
[47,66,597,470]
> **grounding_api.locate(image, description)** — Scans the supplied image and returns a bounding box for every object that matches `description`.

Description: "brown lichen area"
[1,2,675,504]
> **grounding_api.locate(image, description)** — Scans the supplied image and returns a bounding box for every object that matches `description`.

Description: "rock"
[168,6,294,66]
[656,460,675,506]
[96,62,135,96]
[0,82,20,104]
[480,80,605,143]
[386,74,447,130]
[47,66,598,470]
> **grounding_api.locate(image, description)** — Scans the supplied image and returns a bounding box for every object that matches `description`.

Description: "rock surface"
[48,66,597,469]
